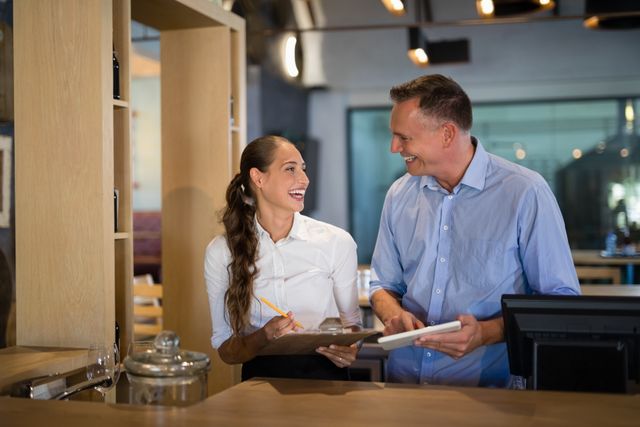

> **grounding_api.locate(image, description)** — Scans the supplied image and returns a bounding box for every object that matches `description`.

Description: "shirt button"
[440,257,445,263]
[443,225,449,231]
[426,352,432,358]
[448,195,453,200]
[436,289,441,294]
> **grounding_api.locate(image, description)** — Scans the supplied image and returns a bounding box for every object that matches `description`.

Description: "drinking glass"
[87,343,120,396]
[127,340,154,358]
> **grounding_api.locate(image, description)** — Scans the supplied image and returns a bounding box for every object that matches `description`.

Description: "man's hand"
[371,289,424,335]
[383,310,425,335]
[414,314,504,359]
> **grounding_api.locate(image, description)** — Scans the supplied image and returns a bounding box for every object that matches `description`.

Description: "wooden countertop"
[1,378,639,426]
[0,346,88,394]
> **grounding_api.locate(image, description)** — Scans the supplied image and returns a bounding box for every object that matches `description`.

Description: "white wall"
[308,91,350,229]
[309,16,640,229]
[131,77,162,211]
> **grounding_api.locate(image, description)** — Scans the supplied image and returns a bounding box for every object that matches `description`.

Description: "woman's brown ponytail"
[221,135,291,335]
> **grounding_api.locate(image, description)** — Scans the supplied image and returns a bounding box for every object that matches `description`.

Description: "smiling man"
[369,74,580,388]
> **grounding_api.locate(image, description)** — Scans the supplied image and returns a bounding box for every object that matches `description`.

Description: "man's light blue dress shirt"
[369,138,580,387]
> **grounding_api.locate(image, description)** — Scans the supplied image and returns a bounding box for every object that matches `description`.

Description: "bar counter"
[1,378,639,426]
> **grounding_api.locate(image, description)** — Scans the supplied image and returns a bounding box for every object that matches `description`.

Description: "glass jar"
[124,331,210,406]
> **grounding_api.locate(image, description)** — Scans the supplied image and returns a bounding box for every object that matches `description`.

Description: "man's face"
[389,97,446,177]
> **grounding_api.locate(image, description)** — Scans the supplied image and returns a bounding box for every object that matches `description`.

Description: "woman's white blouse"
[204,213,362,349]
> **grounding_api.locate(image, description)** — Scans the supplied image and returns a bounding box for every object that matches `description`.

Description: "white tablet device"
[377,320,462,351]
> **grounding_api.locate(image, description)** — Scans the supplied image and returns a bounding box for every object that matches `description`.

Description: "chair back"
[575,266,621,284]
[133,281,163,339]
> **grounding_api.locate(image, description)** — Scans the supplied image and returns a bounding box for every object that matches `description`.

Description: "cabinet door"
[15,0,116,348]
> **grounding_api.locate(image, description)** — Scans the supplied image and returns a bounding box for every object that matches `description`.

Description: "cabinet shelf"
[113,99,129,109]
[114,232,130,240]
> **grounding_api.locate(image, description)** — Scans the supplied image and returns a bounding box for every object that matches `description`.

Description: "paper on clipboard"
[257,329,378,356]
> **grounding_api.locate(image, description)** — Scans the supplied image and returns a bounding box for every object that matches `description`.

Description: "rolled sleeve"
[331,231,362,327]
[518,182,580,296]
[369,186,407,300]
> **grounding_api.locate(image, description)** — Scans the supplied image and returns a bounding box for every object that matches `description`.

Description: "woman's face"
[251,143,309,215]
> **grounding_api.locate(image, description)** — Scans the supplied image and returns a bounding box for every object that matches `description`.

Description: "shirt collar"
[288,213,310,241]
[420,137,487,192]
[254,212,309,242]
[459,137,487,192]
[254,216,269,238]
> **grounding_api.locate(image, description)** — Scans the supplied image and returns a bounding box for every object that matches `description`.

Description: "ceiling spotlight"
[584,0,640,30]
[477,0,495,16]
[381,0,406,16]
[407,27,429,67]
[476,0,555,18]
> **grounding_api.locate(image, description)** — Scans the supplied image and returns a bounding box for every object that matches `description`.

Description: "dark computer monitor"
[501,294,640,393]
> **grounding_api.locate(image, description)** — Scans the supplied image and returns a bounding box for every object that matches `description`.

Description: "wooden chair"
[133,282,163,339]
[575,266,621,284]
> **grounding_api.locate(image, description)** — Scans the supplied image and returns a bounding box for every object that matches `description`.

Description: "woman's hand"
[218,312,299,365]
[262,312,298,341]
[316,343,359,368]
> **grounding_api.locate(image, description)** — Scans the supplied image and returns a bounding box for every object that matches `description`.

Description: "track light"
[381,0,406,16]
[476,0,555,18]
[284,35,299,77]
[583,0,640,30]
[280,33,304,80]
[407,27,429,67]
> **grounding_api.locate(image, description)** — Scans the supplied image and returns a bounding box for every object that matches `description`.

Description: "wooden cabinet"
[15,0,132,350]
[15,0,245,395]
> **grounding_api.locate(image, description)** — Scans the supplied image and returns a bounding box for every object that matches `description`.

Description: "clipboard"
[257,329,378,356]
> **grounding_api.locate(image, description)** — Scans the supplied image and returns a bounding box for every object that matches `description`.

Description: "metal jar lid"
[124,330,210,378]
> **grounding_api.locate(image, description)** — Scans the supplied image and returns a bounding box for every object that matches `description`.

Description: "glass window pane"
[348,98,638,263]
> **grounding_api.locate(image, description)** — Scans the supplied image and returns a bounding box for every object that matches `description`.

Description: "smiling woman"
[204,135,363,382]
